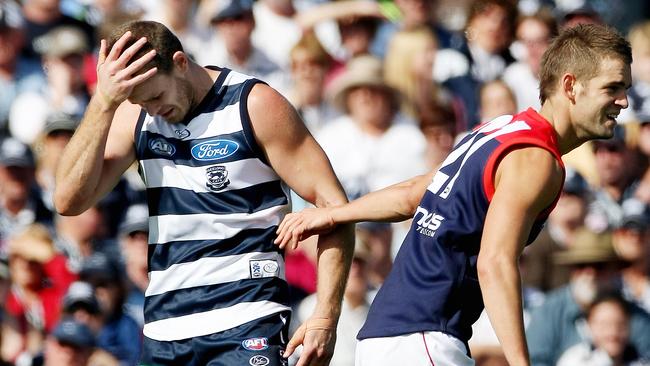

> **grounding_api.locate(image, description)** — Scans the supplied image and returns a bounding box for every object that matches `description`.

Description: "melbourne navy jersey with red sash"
[357,108,564,343]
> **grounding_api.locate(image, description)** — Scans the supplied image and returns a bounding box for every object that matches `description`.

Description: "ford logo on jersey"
[148,137,175,156]
[191,139,239,161]
[242,337,269,351]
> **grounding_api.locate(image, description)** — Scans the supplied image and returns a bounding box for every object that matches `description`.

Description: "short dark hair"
[539,24,632,104]
[107,20,184,74]
[466,0,518,38]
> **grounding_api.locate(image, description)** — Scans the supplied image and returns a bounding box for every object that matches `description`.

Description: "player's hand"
[283,318,336,366]
[274,208,336,250]
[95,31,158,110]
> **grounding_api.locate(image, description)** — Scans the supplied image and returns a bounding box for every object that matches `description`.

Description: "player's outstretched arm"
[54,32,157,215]
[247,83,354,366]
[275,170,435,250]
[478,147,563,366]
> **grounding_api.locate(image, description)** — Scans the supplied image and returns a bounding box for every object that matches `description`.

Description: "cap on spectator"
[619,198,650,231]
[558,3,600,23]
[563,168,589,196]
[0,2,24,30]
[63,281,101,315]
[79,253,121,285]
[210,0,254,23]
[327,55,399,113]
[0,137,35,168]
[52,318,96,348]
[34,26,89,58]
[554,228,620,266]
[118,203,149,236]
[43,112,79,136]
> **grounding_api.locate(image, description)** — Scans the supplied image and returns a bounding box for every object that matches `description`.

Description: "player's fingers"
[107,31,132,61]
[118,49,156,78]
[294,349,315,366]
[97,39,108,68]
[291,229,305,250]
[283,324,305,358]
[125,67,158,87]
[116,36,149,67]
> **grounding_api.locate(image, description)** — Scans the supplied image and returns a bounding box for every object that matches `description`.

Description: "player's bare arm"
[478,147,563,366]
[275,170,435,250]
[54,32,157,215]
[247,83,354,366]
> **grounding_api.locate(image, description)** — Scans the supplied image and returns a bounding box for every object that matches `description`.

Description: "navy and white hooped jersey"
[134,67,292,342]
[358,108,564,344]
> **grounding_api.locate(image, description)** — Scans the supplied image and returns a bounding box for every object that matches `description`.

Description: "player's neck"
[539,100,582,155]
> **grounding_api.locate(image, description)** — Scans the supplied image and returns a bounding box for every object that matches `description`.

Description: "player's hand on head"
[274,208,336,250]
[283,318,336,366]
[95,31,158,109]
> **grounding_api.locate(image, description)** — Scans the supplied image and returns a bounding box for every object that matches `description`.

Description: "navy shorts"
[141,311,291,366]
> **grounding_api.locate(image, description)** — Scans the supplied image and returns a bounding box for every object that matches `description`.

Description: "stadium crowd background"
[0,0,649,365]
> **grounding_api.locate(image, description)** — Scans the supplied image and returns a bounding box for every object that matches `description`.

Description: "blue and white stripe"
[134,68,291,341]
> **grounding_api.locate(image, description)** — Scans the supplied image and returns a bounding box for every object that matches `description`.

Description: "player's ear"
[561,73,577,103]
[172,51,189,72]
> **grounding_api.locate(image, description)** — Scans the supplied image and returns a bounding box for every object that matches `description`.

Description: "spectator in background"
[61,281,103,335]
[2,224,73,364]
[79,253,141,366]
[627,21,650,124]
[371,0,462,58]
[318,55,427,200]
[198,0,285,91]
[383,26,437,118]
[145,0,211,62]
[586,126,639,232]
[19,0,95,62]
[53,202,117,274]
[286,32,340,134]
[0,137,52,246]
[251,0,301,70]
[34,26,91,118]
[556,293,647,366]
[117,204,149,327]
[478,79,517,122]
[41,318,96,366]
[523,168,591,292]
[0,2,46,134]
[33,113,78,212]
[559,3,602,30]
[503,9,558,112]
[526,228,650,366]
[433,0,518,129]
[294,1,384,63]
[417,98,457,170]
[614,199,650,313]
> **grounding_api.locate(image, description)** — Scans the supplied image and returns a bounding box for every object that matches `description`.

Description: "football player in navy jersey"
[53,20,353,366]
[276,23,632,366]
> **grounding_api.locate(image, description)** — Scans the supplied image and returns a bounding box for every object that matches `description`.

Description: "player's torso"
[359,109,563,342]
[133,68,292,342]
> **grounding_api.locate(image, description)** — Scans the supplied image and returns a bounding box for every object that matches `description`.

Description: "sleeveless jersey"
[134,67,292,342]
[357,108,564,343]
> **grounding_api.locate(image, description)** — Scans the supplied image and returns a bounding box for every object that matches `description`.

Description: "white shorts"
[355,331,475,366]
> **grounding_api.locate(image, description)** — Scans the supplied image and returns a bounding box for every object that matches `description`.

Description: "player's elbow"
[477,252,510,283]
[53,188,85,216]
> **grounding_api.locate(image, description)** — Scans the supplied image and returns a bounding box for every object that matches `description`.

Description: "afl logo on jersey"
[191,139,239,161]
[148,137,176,156]
[242,337,269,351]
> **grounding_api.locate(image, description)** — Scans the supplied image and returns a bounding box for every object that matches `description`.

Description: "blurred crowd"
[0,0,649,365]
